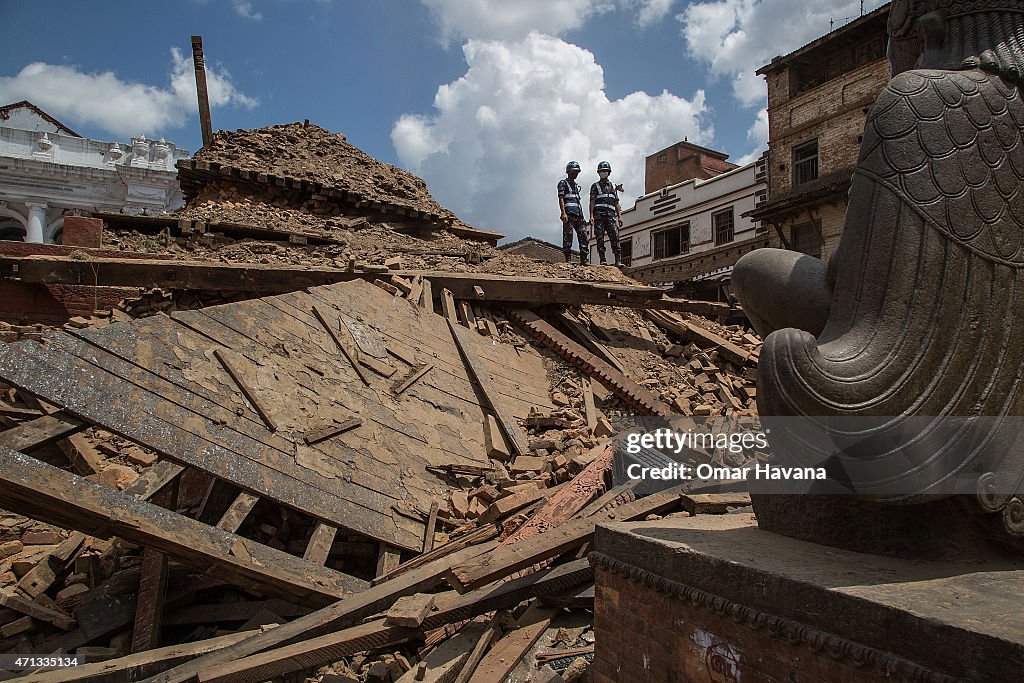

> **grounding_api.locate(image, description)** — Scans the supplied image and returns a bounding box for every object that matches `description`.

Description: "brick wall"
[594,566,923,683]
[0,240,158,324]
[61,216,103,248]
[644,143,738,194]
[767,59,888,199]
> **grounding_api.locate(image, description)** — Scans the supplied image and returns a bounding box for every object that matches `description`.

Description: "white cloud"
[628,0,676,28]
[735,108,768,164]
[392,32,711,243]
[232,0,263,20]
[679,0,889,107]
[420,0,612,44]
[0,49,257,140]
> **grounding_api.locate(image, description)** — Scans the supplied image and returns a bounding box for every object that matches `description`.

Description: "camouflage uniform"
[590,179,621,263]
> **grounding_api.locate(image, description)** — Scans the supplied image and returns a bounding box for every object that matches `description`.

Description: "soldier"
[557,161,589,265]
[589,161,623,266]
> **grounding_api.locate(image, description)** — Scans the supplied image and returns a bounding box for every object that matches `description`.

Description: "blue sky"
[0,0,887,242]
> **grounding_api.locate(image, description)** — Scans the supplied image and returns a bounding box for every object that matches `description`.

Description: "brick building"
[644,140,738,194]
[747,4,890,262]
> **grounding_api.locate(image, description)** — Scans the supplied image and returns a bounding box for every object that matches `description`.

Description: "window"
[791,221,823,258]
[0,219,24,242]
[652,222,689,260]
[619,238,633,267]
[713,209,735,246]
[793,140,819,186]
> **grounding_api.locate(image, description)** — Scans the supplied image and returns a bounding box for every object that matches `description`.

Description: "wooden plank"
[131,547,169,652]
[538,583,595,609]
[311,304,372,386]
[472,604,557,683]
[392,363,432,395]
[500,446,612,546]
[645,309,754,366]
[197,479,239,526]
[123,462,186,502]
[213,349,277,432]
[396,621,484,682]
[375,544,401,578]
[0,447,368,605]
[372,525,500,585]
[457,300,476,329]
[554,310,627,375]
[419,278,434,311]
[216,492,260,533]
[422,502,439,554]
[440,288,459,322]
[0,412,87,452]
[446,486,684,593]
[19,397,104,475]
[148,541,500,683]
[18,629,260,683]
[0,588,74,630]
[447,319,529,456]
[2,256,730,314]
[451,612,504,683]
[303,523,337,566]
[303,418,361,445]
[358,353,397,378]
[192,560,592,683]
[583,379,598,432]
[163,600,308,626]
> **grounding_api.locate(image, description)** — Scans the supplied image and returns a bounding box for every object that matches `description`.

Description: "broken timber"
[645,309,756,367]
[0,447,368,605]
[508,308,674,417]
[448,319,529,456]
[0,411,88,453]
[0,255,728,314]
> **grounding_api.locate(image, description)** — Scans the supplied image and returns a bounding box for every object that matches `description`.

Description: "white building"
[0,101,189,243]
[592,155,767,289]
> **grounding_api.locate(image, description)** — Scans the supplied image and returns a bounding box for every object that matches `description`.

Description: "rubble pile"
[193,123,462,225]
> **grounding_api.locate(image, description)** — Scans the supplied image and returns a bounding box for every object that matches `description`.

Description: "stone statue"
[733,0,1024,553]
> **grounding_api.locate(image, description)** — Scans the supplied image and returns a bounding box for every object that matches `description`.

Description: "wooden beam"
[375,544,401,578]
[422,502,439,554]
[147,541,500,683]
[447,320,529,456]
[131,548,169,653]
[644,309,755,366]
[216,492,260,533]
[0,412,87,453]
[452,611,505,683]
[583,379,598,432]
[419,278,434,310]
[191,560,592,683]
[392,363,432,395]
[0,256,728,313]
[440,288,459,322]
[472,604,557,683]
[303,418,361,445]
[213,349,278,432]
[302,523,337,566]
[0,447,368,605]
[123,462,185,502]
[311,304,372,386]
[446,486,684,593]
[457,301,476,329]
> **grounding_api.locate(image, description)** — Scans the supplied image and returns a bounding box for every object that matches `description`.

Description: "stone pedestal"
[591,514,1024,682]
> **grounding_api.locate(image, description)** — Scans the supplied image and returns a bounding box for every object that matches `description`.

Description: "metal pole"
[191,35,213,148]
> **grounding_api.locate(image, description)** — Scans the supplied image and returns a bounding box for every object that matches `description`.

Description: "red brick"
[61,216,103,248]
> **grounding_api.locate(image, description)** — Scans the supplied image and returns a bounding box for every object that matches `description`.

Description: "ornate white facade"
[0,102,189,243]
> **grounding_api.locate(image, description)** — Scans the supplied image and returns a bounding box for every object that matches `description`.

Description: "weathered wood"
[472,604,557,683]
[451,611,504,683]
[440,288,459,323]
[191,560,591,683]
[311,304,372,386]
[376,545,402,578]
[131,548,169,652]
[393,363,433,395]
[213,349,277,432]
[422,502,439,554]
[216,492,260,533]
[358,353,397,378]
[447,486,684,593]
[538,583,595,608]
[373,526,500,586]
[554,310,627,375]
[583,380,598,432]
[19,396,104,475]
[1,256,730,313]
[0,448,368,605]
[385,593,435,627]
[447,320,528,456]
[163,599,308,626]
[303,523,338,566]
[645,309,754,366]
[457,300,476,329]
[395,621,484,683]
[0,588,75,629]
[500,447,612,546]
[197,479,240,526]
[303,418,361,445]
[0,412,88,452]
[148,540,499,683]
[419,278,434,310]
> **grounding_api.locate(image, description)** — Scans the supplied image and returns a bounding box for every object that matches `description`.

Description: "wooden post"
[191,36,213,148]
